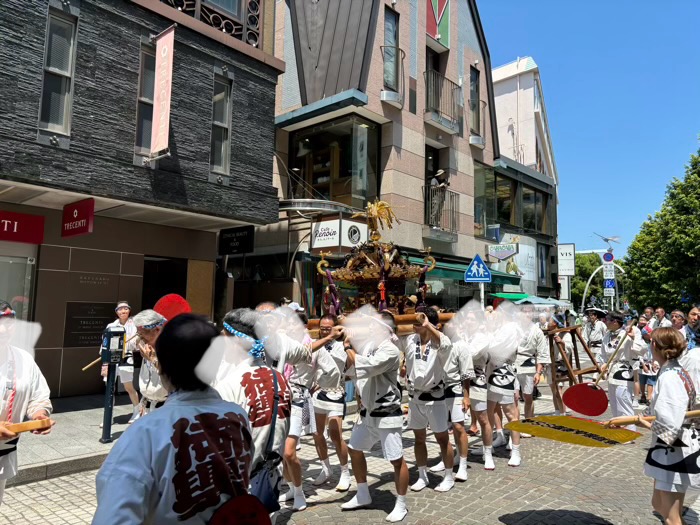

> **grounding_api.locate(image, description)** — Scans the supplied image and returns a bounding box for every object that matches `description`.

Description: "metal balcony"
[424,70,460,134]
[423,184,459,242]
[380,46,405,109]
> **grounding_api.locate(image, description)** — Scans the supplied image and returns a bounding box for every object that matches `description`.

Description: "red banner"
[150,25,176,155]
[0,210,45,245]
[62,198,94,238]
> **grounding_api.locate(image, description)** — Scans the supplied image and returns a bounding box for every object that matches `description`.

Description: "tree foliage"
[571,253,604,311]
[623,148,700,312]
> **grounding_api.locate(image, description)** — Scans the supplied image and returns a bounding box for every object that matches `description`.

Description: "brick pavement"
[3,396,700,525]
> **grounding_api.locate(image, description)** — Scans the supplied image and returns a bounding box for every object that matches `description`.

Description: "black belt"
[411,391,446,402]
[589,341,602,347]
[0,437,19,457]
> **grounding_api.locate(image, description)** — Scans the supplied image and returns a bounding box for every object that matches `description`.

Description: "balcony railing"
[381,45,406,108]
[160,0,261,48]
[423,185,459,233]
[424,70,460,124]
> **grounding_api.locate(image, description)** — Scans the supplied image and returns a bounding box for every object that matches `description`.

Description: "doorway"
[141,256,188,310]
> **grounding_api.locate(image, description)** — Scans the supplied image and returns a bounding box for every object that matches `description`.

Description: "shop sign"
[63,302,116,348]
[62,198,95,238]
[558,275,570,301]
[219,225,255,255]
[0,210,44,245]
[312,219,367,250]
[150,25,176,155]
[487,243,518,261]
[557,243,576,276]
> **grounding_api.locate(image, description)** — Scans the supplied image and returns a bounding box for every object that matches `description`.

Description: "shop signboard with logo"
[487,243,518,261]
[62,198,95,238]
[557,243,576,276]
[219,225,255,255]
[0,210,45,245]
[311,218,367,252]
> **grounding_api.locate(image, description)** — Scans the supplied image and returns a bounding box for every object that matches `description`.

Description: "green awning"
[407,257,521,286]
[491,292,529,300]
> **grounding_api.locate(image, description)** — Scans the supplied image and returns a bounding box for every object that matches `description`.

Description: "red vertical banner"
[150,25,176,155]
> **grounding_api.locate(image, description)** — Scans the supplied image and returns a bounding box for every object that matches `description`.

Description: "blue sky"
[479,0,700,256]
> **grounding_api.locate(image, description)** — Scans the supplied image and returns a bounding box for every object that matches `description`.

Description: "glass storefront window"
[474,163,496,239]
[0,255,36,320]
[522,186,535,231]
[496,176,515,225]
[290,116,379,209]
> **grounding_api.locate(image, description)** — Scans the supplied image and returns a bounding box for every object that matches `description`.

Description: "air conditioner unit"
[469,135,485,146]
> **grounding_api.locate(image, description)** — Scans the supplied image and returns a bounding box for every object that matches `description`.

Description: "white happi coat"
[444,339,475,396]
[213,357,291,472]
[516,323,550,374]
[679,347,700,405]
[93,388,253,525]
[583,320,607,346]
[599,327,645,387]
[0,346,52,480]
[643,361,700,489]
[402,333,452,402]
[354,338,403,428]
[312,340,347,412]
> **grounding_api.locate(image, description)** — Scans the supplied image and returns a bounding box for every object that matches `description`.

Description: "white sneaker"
[429,461,446,473]
[341,493,372,510]
[493,432,507,448]
[279,488,294,503]
[410,476,429,492]
[128,407,141,424]
[293,492,307,511]
[335,469,352,492]
[313,469,330,486]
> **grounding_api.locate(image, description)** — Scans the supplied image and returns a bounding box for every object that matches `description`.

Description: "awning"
[407,257,521,286]
[491,292,529,300]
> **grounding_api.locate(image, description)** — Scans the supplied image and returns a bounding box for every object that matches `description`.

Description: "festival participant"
[671,310,693,348]
[213,308,293,524]
[583,307,607,363]
[643,306,655,322]
[484,308,524,467]
[310,314,352,492]
[688,307,700,349]
[93,314,256,524]
[639,326,658,405]
[269,309,340,512]
[599,311,644,431]
[341,311,409,523]
[429,317,474,481]
[0,301,53,505]
[402,309,455,492]
[636,328,700,525]
[650,307,672,329]
[105,301,140,423]
[132,310,168,415]
[546,318,572,415]
[515,307,549,420]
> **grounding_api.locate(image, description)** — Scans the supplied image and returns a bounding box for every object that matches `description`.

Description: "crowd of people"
[1,296,700,524]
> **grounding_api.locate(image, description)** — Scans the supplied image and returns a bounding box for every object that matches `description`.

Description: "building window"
[289,116,379,209]
[474,163,497,239]
[39,12,77,135]
[538,244,550,287]
[135,49,155,154]
[204,0,242,19]
[383,8,399,91]
[210,77,232,174]
[522,186,536,231]
[469,67,480,134]
[496,175,515,225]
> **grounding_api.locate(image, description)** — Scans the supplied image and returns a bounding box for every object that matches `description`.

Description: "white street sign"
[557,243,576,276]
[603,263,615,279]
[604,288,615,297]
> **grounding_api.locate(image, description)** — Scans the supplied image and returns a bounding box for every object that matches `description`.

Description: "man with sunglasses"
[599,311,645,430]
[0,300,53,504]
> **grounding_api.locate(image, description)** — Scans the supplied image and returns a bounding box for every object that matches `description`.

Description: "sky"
[478,0,700,256]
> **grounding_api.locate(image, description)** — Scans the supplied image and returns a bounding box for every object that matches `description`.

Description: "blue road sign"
[604,279,616,289]
[465,254,492,283]
[603,252,614,262]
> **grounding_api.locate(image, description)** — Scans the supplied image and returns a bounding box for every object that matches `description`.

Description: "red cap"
[153,294,192,323]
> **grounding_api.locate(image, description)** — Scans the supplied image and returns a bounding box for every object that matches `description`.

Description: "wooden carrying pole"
[307,312,454,338]
[606,410,700,427]
[6,419,52,434]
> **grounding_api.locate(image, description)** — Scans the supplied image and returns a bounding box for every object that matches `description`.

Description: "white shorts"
[407,399,448,433]
[655,480,688,493]
[487,391,515,405]
[516,373,535,395]
[314,405,345,419]
[446,396,466,424]
[348,418,403,461]
[472,400,488,412]
[118,365,134,384]
[289,401,316,438]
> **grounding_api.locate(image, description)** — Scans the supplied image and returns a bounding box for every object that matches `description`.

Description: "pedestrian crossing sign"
[465,254,492,283]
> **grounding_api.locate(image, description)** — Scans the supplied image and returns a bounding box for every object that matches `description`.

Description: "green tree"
[571,252,604,310]
[623,147,700,312]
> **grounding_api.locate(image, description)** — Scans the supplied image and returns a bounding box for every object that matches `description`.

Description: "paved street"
[3,402,700,525]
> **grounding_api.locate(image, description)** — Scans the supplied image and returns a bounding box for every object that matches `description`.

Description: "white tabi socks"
[410,466,429,491]
[292,485,307,511]
[483,446,495,470]
[429,460,446,473]
[335,464,352,492]
[508,444,522,467]
[341,482,372,510]
[313,458,332,486]
[385,494,408,522]
[455,456,469,481]
[435,468,455,492]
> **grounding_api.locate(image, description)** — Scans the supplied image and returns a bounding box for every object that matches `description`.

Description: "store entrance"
[0,255,36,320]
[141,256,188,310]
